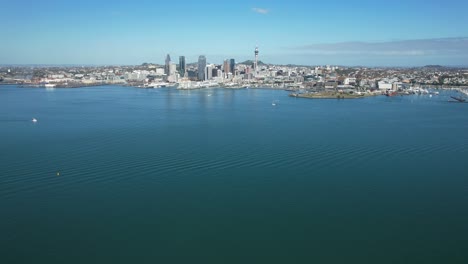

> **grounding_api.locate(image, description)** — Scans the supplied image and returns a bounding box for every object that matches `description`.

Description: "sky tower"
[254,46,259,77]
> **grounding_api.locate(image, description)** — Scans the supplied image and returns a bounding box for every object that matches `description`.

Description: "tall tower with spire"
[254,46,259,77]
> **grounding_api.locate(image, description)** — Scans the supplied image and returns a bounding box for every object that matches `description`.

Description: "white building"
[344,78,357,85]
[392,82,404,91]
[170,63,177,76]
[155,68,165,75]
[378,81,392,90]
[205,65,214,80]
[126,70,149,81]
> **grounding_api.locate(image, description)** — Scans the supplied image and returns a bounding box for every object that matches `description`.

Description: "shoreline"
[3,83,468,96]
[290,92,378,99]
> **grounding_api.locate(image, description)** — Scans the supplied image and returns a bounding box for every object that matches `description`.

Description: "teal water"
[1,85,467,263]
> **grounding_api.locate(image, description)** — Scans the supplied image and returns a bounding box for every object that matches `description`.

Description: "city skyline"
[1,0,468,66]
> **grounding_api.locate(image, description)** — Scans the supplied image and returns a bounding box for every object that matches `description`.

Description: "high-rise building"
[254,46,259,77]
[165,54,171,75]
[170,63,177,76]
[223,60,230,78]
[230,59,235,75]
[198,55,207,81]
[212,68,218,77]
[179,56,186,77]
[205,64,213,80]
[245,66,252,80]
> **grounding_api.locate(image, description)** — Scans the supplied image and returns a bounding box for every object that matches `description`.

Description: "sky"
[1,0,468,66]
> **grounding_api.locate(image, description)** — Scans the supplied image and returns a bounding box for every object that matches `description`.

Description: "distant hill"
[421,65,466,70]
[423,65,444,68]
[240,61,314,68]
[283,63,313,68]
[184,60,268,67]
[239,60,267,66]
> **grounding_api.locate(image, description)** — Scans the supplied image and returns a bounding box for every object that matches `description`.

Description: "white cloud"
[252,7,269,14]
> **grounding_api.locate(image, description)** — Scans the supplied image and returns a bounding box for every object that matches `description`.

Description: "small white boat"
[32,118,38,123]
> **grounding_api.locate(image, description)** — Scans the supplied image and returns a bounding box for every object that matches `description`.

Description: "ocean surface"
[1,85,467,263]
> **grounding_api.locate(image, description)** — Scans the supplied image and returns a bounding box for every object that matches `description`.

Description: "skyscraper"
[212,68,218,77]
[205,64,213,80]
[230,59,235,75]
[179,56,186,77]
[170,63,177,77]
[223,60,230,78]
[198,55,206,81]
[165,54,171,75]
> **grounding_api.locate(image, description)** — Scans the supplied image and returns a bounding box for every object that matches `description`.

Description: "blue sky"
[1,0,468,66]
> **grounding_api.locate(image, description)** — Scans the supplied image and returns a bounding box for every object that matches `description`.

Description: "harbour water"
[1,85,467,263]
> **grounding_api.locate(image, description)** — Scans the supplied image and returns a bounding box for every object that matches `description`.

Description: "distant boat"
[450,96,466,103]
[385,91,398,97]
[272,100,279,106]
[32,118,37,123]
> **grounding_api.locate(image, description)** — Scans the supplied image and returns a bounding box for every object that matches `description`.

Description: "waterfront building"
[170,63,177,75]
[244,66,252,80]
[230,59,235,75]
[165,54,171,76]
[168,63,177,82]
[223,60,230,78]
[187,69,197,80]
[392,82,403,91]
[325,80,338,90]
[212,68,218,78]
[205,64,213,80]
[344,77,357,85]
[179,56,186,77]
[198,55,207,81]
[378,81,392,90]
[125,70,149,81]
[155,68,165,75]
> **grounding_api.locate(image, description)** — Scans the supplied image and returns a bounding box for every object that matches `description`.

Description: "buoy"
[32,118,38,123]
[56,172,60,176]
